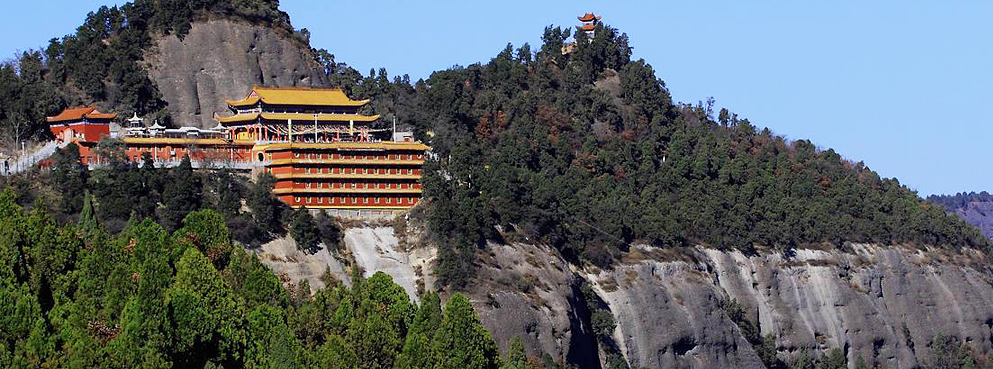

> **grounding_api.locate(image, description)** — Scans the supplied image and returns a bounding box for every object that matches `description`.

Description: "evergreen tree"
[78,190,99,234]
[161,156,202,231]
[289,207,320,251]
[501,337,530,369]
[51,143,88,214]
[248,173,281,236]
[431,293,500,369]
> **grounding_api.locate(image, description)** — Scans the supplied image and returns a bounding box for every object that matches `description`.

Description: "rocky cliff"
[143,18,328,128]
[265,226,993,369]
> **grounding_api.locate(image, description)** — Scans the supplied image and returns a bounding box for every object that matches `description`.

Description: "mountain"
[3,2,993,369]
[144,17,329,127]
[308,227,993,369]
[929,192,993,241]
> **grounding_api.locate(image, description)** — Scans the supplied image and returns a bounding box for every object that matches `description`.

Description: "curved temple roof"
[216,112,380,124]
[46,106,117,123]
[578,13,601,22]
[226,86,370,107]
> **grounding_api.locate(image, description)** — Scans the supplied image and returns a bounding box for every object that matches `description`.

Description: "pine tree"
[161,156,202,231]
[430,293,500,369]
[289,207,320,251]
[51,143,88,214]
[78,190,99,234]
[248,173,280,235]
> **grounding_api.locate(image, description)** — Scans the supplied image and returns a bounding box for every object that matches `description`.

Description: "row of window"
[291,152,424,160]
[292,196,419,205]
[299,181,418,189]
[300,167,419,175]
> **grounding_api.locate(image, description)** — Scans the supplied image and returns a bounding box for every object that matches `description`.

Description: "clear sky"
[2,1,991,196]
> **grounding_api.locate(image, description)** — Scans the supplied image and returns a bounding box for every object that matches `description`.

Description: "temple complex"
[43,87,429,218]
[215,86,428,213]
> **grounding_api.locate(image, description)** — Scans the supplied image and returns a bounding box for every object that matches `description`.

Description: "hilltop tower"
[577,12,602,39]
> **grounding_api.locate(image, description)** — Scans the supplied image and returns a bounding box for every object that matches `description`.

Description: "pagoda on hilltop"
[577,12,602,39]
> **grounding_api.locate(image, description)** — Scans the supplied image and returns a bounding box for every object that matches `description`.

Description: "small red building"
[46,106,116,164]
[47,106,115,142]
[577,12,602,38]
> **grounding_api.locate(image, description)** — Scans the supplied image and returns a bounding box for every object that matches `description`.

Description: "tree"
[174,209,231,266]
[395,292,443,369]
[51,143,88,214]
[78,190,99,234]
[430,293,500,369]
[315,211,343,252]
[161,156,202,231]
[248,173,281,235]
[289,207,320,251]
[501,337,530,369]
[817,348,847,369]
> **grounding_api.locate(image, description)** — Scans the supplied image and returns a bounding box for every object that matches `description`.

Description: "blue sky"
[2,1,991,196]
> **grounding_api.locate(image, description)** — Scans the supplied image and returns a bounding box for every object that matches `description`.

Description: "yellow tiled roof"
[260,141,431,151]
[226,86,370,107]
[216,112,380,124]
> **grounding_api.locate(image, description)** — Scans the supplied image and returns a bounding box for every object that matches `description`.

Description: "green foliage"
[501,337,531,369]
[579,282,628,369]
[174,209,232,266]
[431,293,501,369]
[289,207,320,251]
[51,143,88,214]
[926,334,979,369]
[78,190,99,234]
[315,211,344,252]
[161,156,203,231]
[248,173,282,236]
[817,348,847,369]
[413,21,991,286]
[0,51,66,142]
[0,0,294,140]
[0,192,502,368]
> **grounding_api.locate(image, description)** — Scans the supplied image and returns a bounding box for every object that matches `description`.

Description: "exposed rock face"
[579,245,993,369]
[467,242,600,367]
[702,246,993,369]
[144,18,329,128]
[584,257,766,369]
[259,225,993,369]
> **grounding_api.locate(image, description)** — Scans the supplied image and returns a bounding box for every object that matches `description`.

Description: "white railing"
[3,140,68,175]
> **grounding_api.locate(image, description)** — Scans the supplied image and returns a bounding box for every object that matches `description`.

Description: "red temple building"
[47,106,116,164]
[214,86,428,214]
[46,87,430,218]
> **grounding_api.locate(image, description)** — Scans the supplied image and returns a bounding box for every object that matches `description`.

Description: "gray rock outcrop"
[258,224,993,369]
[144,18,329,128]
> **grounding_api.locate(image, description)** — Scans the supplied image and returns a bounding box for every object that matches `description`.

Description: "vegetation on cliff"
[0,189,516,368]
[928,191,993,213]
[0,0,299,143]
[399,24,990,287]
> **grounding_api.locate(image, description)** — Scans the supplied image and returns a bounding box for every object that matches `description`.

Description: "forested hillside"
[399,25,990,287]
[929,191,993,241]
[0,189,515,368]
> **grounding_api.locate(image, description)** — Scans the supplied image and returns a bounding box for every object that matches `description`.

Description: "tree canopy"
[0,191,502,368]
